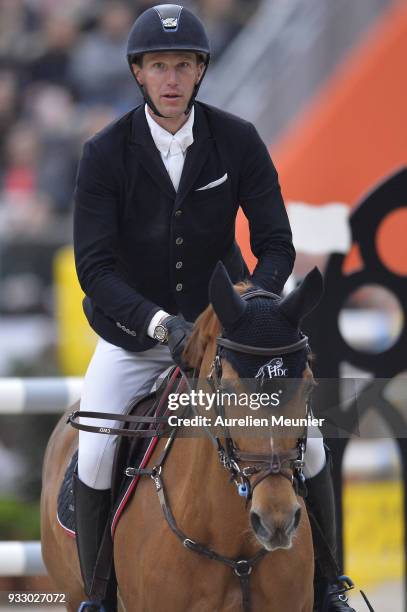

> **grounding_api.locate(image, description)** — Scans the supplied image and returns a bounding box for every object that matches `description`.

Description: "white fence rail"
[0,542,46,576]
[0,378,83,576]
[0,377,83,414]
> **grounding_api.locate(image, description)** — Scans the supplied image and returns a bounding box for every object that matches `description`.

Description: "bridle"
[203,289,310,503]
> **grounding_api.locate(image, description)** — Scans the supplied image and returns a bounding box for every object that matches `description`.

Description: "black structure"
[303,167,407,609]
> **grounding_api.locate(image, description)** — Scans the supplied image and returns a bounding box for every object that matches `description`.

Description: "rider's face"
[132,51,204,118]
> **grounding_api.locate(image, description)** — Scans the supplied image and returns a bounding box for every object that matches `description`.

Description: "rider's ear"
[279,267,324,327]
[132,64,143,85]
[209,261,247,331]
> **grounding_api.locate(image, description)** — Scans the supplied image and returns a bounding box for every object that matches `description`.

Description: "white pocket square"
[196,173,228,191]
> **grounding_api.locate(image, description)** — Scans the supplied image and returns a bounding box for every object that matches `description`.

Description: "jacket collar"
[130,103,212,203]
[144,104,194,157]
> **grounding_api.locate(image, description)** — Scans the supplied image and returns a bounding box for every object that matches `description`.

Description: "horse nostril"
[293,506,301,530]
[250,511,271,539]
[250,511,260,533]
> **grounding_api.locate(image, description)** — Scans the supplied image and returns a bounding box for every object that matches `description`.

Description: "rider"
[73,4,355,611]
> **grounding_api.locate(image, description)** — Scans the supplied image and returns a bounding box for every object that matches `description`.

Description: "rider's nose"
[166,68,178,84]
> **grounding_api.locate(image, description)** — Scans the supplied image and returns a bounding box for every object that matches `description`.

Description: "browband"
[216,335,309,356]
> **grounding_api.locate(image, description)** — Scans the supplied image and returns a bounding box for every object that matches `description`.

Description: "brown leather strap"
[235,448,299,464]
[153,471,268,612]
[68,410,170,438]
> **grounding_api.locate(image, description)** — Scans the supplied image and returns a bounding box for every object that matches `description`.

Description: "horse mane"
[183,281,252,369]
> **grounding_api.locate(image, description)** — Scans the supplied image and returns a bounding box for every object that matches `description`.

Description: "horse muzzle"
[250,504,301,551]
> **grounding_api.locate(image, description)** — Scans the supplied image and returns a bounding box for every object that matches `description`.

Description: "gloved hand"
[164,316,194,370]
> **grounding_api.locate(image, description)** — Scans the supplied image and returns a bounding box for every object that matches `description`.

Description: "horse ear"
[209,261,247,330]
[279,267,324,327]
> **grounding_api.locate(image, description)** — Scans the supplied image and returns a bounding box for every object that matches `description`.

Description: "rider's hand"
[163,316,193,370]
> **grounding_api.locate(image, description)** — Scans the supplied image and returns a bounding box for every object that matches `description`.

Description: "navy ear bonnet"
[221,293,309,380]
[208,262,324,384]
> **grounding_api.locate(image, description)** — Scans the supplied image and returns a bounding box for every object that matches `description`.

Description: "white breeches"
[78,338,174,489]
[78,338,327,489]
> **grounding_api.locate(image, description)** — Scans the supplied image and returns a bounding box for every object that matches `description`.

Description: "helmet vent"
[154,4,182,32]
[162,17,178,30]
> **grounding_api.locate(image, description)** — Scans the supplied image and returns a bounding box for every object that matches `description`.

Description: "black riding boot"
[73,474,116,612]
[305,446,356,612]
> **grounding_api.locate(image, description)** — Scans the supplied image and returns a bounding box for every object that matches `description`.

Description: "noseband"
[205,289,310,502]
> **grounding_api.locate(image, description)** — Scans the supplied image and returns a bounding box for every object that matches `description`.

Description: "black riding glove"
[164,316,193,370]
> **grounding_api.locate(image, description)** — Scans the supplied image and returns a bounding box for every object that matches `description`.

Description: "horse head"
[184,262,323,552]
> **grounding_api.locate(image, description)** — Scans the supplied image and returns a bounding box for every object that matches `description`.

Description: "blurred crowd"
[0,0,259,236]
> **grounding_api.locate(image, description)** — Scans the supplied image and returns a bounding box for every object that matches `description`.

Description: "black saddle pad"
[57,366,182,537]
[57,450,77,536]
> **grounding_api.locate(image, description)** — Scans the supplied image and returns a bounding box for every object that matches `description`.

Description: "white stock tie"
[167,138,184,192]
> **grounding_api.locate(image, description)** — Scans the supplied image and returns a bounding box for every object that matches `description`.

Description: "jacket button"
[175,237,183,245]
[175,261,183,269]
[176,283,183,292]
[175,209,182,216]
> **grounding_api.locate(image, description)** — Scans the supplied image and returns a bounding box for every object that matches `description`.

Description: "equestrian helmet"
[126,4,210,116]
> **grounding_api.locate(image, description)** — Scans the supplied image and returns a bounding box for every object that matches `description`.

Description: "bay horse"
[41,263,322,611]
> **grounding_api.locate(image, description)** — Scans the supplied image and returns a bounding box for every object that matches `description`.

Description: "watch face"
[154,324,167,342]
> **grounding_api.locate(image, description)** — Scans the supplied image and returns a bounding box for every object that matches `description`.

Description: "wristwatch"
[153,315,172,343]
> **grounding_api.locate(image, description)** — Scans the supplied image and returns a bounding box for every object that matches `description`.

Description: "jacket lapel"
[176,103,212,207]
[130,105,176,198]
